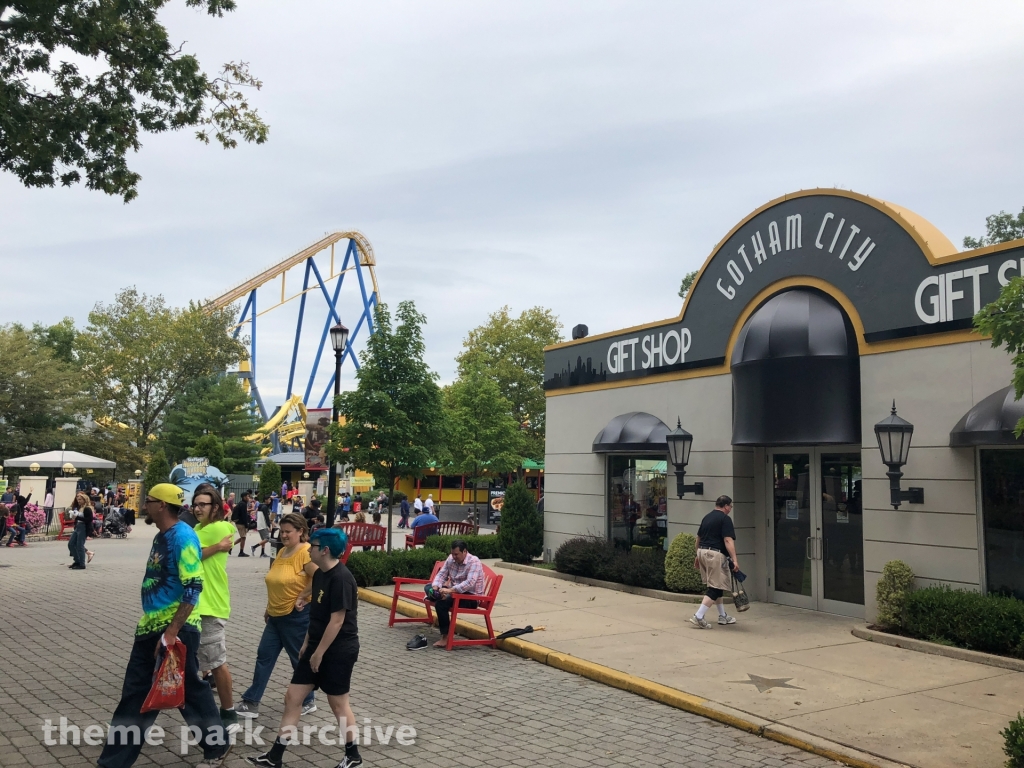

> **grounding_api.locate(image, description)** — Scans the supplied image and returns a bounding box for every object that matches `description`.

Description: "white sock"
[717,602,727,617]
[695,604,709,620]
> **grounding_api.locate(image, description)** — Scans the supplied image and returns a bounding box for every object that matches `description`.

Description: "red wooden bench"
[404,521,474,549]
[58,510,77,540]
[336,522,387,551]
[388,562,503,651]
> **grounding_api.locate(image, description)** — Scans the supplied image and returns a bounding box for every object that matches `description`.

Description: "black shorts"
[291,645,359,696]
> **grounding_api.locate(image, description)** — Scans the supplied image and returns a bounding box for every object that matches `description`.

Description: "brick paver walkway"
[0,532,837,767]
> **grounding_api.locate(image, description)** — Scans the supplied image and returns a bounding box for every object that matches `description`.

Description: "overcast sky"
[3,1,1024,409]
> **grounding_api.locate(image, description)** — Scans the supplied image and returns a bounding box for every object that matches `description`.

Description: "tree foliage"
[678,269,698,300]
[0,324,88,459]
[329,302,444,549]
[0,0,268,202]
[258,459,281,503]
[456,306,561,461]
[963,208,1024,249]
[975,276,1024,436]
[191,433,225,472]
[143,447,170,498]
[497,479,543,564]
[156,375,258,473]
[443,366,523,515]
[78,287,245,449]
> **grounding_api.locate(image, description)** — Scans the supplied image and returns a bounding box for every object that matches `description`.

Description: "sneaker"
[250,544,258,554]
[70,564,86,570]
[260,551,268,558]
[221,707,242,735]
[236,700,260,718]
[196,743,233,768]
[718,614,737,625]
[689,614,712,629]
[406,634,428,651]
[336,755,363,767]
[244,754,281,768]
[238,551,251,557]
[301,701,317,716]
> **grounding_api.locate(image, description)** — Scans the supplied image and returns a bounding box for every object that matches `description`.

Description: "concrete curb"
[852,625,1024,673]
[495,561,705,603]
[360,588,907,768]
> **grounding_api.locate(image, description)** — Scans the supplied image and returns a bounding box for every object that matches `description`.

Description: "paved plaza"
[0,531,838,768]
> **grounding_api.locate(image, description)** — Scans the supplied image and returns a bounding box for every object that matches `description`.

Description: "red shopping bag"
[140,639,186,712]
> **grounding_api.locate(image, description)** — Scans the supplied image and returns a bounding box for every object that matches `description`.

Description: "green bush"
[425,534,502,559]
[903,586,1024,657]
[345,548,445,587]
[497,480,543,564]
[258,459,282,504]
[616,547,666,590]
[554,537,617,578]
[664,533,704,593]
[143,449,171,500]
[875,559,916,629]
[1003,712,1024,768]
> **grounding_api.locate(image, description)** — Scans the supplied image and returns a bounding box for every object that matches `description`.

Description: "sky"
[3,1,1024,411]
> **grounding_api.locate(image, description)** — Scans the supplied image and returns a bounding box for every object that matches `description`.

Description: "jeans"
[434,596,477,636]
[241,609,315,706]
[69,523,87,566]
[98,628,227,768]
[6,525,25,546]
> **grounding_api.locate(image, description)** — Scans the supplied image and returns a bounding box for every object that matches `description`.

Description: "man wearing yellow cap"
[98,484,232,768]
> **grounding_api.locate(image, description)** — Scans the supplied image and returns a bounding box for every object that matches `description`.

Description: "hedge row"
[553,537,667,591]
[345,534,502,587]
[424,533,502,559]
[902,586,1024,658]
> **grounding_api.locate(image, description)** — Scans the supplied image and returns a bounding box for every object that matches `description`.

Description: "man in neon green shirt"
[193,483,241,735]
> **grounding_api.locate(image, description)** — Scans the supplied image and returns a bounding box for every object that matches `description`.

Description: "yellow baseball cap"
[148,483,184,507]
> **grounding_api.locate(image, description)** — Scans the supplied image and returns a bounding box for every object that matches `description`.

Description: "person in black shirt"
[232,491,252,557]
[247,527,361,768]
[690,495,740,629]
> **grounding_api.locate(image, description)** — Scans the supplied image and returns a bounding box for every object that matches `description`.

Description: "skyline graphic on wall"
[545,356,607,389]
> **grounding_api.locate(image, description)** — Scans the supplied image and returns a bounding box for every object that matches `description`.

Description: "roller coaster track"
[203,232,380,454]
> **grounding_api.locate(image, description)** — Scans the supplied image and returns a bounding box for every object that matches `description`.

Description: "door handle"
[805,537,813,560]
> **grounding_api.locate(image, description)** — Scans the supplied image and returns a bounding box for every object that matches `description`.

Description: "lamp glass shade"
[134,469,142,477]
[29,462,40,473]
[666,419,693,469]
[330,323,350,354]
[62,463,75,473]
[874,404,914,467]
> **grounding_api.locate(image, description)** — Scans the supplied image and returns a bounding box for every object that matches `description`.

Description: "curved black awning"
[950,386,1024,446]
[593,412,670,453]
[732,289,861,446]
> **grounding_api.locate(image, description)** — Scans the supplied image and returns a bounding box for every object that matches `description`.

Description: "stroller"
[102,507,128,538]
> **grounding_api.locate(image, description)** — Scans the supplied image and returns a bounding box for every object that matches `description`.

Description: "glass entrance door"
[769,448,864,617]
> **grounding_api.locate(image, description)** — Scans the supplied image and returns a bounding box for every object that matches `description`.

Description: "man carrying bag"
[690,495,742,629]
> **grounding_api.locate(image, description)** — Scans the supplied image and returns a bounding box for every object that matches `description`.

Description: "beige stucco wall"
[859,339,1013,621]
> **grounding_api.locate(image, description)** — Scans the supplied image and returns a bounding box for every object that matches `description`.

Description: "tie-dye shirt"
[136,521,205,638]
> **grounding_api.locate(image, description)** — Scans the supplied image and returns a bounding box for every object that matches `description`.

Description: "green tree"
[143,448,171,498]
[0,324,89,459]
[157,375,259,472]
[258,459,282,504]
[497,479,543,564]
[0,1,268,202]
[444,367,524,523]
[964,208,1024,249]
[456,306,561,461]
[678,270,698,300]
[191,433,226,473]
[78,287,246,449]
[329,302,445,550]
[975,276,1024,436]
[30,318,78,363]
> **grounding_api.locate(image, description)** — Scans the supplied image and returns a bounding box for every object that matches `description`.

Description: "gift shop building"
[542,189,1024,621]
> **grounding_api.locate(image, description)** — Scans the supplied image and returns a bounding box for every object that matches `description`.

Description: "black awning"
[593,412,670,453]
[950,386,1024,446]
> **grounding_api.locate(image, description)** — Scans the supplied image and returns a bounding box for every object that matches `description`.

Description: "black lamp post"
[873,401,924,509]
[666,419,704,498]
[326,323,349,523]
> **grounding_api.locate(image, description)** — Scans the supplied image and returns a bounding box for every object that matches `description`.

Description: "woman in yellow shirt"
[237,513,319,718]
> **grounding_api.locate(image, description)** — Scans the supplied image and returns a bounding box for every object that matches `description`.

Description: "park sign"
[181,456,209,477]
[544,189,1024,391]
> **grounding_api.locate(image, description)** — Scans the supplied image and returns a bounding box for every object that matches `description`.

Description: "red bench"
[388,561,503,651]
[58,511,77,540]
[404,521,474,549]
[336,522,387,551]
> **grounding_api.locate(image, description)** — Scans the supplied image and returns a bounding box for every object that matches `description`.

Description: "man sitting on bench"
[425,540,484,648]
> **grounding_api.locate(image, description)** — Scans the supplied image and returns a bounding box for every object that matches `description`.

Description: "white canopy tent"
[5,450,116,470]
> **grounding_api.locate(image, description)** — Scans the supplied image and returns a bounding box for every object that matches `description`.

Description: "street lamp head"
[665,418,694,470]
[29,462,40,473]
[330,323,350,354]
[63,463,75,474]
[134,469,142,478]
[303,472,310,479]
[874,400,914,468]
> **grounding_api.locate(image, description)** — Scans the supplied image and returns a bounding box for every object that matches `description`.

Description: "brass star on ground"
[728,674,804,693]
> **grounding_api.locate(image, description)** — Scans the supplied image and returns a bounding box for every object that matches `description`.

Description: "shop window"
[441,475,464,489]
[607,456,667,548]
[418,475,440,490]
[981,450,1024,599]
